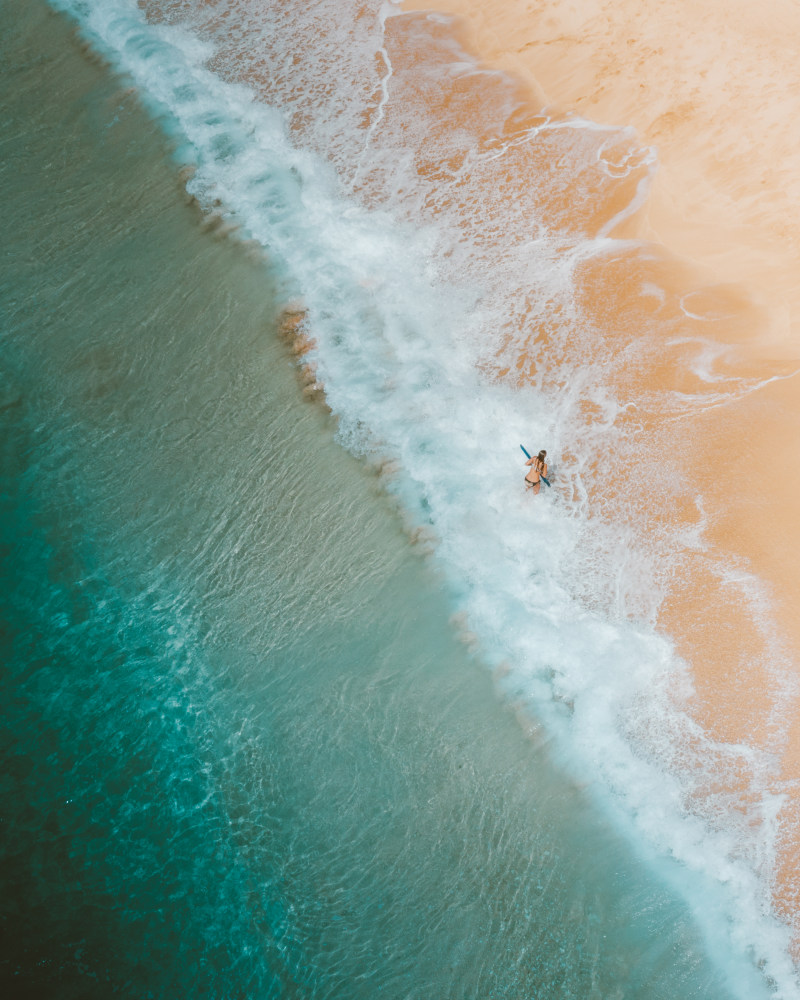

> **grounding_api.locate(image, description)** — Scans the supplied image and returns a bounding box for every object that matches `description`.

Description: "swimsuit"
[525,458,544,489]
[526,460,543,483]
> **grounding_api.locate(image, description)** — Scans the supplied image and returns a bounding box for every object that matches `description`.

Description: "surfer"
[524,449,547,494]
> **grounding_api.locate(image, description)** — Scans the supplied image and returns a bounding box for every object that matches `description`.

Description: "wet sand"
[403,0,800,941]
[404,0,800,352]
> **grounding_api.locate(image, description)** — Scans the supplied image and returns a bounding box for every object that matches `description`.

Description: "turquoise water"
[0,3,773,997]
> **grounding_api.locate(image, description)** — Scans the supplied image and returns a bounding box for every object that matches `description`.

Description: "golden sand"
[402,0,800,938]
[404,0,800,353]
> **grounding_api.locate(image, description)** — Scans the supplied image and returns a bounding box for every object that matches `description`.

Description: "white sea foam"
[50,0,799,994]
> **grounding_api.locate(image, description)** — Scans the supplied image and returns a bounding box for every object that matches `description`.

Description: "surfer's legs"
[525,479,541,495]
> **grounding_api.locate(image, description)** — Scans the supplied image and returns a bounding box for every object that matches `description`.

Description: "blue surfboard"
[520,444,551,487]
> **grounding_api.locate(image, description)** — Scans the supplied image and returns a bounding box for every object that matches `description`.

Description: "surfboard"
[520,444,551,487]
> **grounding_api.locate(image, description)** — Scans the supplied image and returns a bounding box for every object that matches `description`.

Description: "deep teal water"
[0,3,749,997]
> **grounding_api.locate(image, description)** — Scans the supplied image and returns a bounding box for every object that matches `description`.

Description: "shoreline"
[65,0,796,976]
[401,0,800,941]
[4,5,754,994]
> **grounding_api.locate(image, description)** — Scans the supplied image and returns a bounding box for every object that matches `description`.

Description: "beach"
[6,0,800,993]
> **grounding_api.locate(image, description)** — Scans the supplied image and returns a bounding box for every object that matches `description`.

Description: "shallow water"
[0,2,787,997]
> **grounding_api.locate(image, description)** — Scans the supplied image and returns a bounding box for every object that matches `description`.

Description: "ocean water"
[0,0,796,997]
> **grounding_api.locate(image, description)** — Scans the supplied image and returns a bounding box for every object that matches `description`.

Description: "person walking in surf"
[524,449,547,494]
